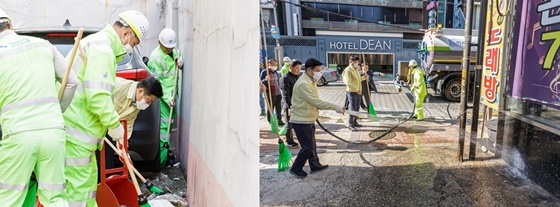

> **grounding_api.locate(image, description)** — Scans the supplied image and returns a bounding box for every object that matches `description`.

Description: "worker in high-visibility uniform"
[113,76,163,140]
[62,10,149,206]
[409,60,427,121]
[147,28,183,167]
[0,8,78,206]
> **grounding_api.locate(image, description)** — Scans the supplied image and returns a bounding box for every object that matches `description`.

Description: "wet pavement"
[260,146,560,206]
[260,83,490,154]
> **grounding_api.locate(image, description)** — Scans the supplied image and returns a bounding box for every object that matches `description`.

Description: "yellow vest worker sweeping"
[147,28,183,167]
[113,77,163,140]
[409,60,427,121]
[62,10,149,206]
[0,8,78,206]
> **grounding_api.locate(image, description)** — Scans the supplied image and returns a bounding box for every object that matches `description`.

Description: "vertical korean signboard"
[510,0,560,109]
[481,0,509,110]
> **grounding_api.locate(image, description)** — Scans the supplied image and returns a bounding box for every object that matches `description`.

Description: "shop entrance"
[327,52,394,75]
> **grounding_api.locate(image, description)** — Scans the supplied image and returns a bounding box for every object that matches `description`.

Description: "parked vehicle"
[301,66,339,86]
[417,28,477,101]
[10,23,162,172]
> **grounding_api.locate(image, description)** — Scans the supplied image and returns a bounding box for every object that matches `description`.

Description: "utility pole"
[468,0,488,160]
[260,4,269,63]
[272,0,283,63]
[457,0,474,162]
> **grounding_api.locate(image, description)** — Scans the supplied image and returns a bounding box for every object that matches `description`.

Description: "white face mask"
[270,66,278,71]
[122,34,134,55]
[313,71,322,82]
[136,98,150,110]
[352,63,359,68]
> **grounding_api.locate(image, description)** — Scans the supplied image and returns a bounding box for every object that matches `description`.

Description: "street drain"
[368,131,396,140]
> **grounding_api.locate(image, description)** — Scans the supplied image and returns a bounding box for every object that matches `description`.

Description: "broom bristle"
[270,115,279,133]
[278,141,292,172]
[368,103,378,122]
[279,124,288,135]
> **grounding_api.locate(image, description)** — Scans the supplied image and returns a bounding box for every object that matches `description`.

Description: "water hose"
[316,104,416,144]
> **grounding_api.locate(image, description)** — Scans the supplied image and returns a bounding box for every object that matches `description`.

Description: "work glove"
[175,56,183,69]
[108,124,125,142]
[334,105,345,114]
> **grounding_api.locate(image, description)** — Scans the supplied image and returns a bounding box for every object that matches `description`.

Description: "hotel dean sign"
[329,39,392,51]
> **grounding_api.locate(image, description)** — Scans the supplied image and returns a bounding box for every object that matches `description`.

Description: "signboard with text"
[510,0,560,109]
[481,0,510,110]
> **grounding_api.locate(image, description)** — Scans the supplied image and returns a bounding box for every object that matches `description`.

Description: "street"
[259,81,560,206]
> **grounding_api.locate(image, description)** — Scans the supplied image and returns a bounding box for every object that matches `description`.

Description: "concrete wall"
[0,0,166,56]
[178,0,260,206]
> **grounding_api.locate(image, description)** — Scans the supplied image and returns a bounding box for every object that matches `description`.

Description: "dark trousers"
[290,123,321,172]
[347,92,361,126]
[361,80,371,107]
[266,94,283,123]
[284,108,295,143]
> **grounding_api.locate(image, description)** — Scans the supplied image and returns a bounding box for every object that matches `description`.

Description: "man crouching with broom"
[289,58,345,178]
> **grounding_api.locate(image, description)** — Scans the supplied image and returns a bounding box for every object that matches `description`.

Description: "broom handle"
[166,64,181,137]
[261,91,283,142]
[103,138,148,183]
[265,60,274,114]
[361,53,372,103]
[125,152,143,196]
[58,28,84,100]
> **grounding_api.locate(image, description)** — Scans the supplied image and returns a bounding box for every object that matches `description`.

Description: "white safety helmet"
[118,10,150,42]
[159,28,177,48]
[409,59,418,67]
[283,57,291,63]
[0,8,10,22]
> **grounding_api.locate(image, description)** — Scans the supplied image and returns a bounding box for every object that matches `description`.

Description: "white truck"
[417,28,478,101]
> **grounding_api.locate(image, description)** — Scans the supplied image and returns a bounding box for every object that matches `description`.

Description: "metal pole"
[272,1,283,62]
[260,5,269,58]
[468,0,488,160]
[458,0,474,162]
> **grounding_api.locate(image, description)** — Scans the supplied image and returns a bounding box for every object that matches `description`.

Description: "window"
[301,3,410,25]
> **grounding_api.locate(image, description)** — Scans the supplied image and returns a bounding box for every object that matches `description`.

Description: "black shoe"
[289,170,308,179]
[287,141,299,149]
[354,123,363,127]
[278,121,286,126]
[310,165,329,174]
[260,111,265,116]
[349,126,358,131]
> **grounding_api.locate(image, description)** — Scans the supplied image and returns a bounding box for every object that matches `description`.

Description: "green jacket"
[147,47,181,106]
[289,73,337,124]
[412,66,428,97]
[63,24,125,151]
[0,30,77,137]
[280,64,290,75]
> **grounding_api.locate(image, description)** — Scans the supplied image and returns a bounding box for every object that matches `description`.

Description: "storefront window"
[506,96,560,130]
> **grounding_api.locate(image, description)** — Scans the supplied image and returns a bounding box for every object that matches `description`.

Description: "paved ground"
[259,81,560,206]
[260,146,560,207]
[260,81,488,154]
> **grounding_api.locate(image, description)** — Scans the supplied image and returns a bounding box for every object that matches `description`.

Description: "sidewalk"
[260,146,560,206]
[260,83,489,154]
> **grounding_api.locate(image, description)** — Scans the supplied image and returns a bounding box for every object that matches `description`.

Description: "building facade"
[260,0,482,76]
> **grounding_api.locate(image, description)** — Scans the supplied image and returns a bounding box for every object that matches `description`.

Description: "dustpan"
[97,131,138,207]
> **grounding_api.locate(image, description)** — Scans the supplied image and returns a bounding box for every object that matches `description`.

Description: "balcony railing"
[302,20,422,33]
[300,0,424,9]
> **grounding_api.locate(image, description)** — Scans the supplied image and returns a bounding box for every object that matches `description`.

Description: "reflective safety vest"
[147,47,181,106]
[0,30,64,137]
[62,24,125,150]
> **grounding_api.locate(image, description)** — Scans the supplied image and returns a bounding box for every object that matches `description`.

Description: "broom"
[261,76,291,171]
[362,53,378,122]
[104,138,165,195]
